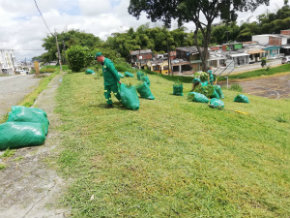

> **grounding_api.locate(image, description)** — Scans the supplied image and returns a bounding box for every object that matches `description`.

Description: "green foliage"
[1,149,16,158]
[194,84,215,98]
[36,30,102,63]
[230,84,243,92]
[40,65,57,73]
[194,71,209,82]
[0,163,6,170]
[275,113,289,123]
[66,46,93,72]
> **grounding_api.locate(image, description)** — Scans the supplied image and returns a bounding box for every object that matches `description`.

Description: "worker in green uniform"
[208,67,215,85]
[95,52,122,108]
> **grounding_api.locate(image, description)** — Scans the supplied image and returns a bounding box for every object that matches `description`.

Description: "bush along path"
[0,72,70,218]
[56,70,290,218]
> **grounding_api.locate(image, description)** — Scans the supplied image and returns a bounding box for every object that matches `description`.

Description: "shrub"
[66,46,92,72]
[230,84,243,92]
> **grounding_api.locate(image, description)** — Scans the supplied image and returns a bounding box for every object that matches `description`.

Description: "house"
[280,45,290,56]
[222,42,243,52]
[0,49,16,74]
[263,46,281,59]
[208,51,227,68]
[252,34,283,46]
[176,46,200,61]
[227,52,250,66]
[130,49,153,68]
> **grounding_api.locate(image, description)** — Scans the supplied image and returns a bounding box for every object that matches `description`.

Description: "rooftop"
[130,49,152,55]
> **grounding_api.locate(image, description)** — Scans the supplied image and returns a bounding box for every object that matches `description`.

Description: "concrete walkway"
[0,73,70,218]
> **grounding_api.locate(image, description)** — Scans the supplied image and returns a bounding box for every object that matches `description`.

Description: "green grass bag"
[124,71,134,77]
[209,98,224,110]
[187,92,209,103]
[119,84,140,110]
[136,82,155,100]
[141,75,150,86]
[173,83,183,96]
[7,106,49,135]
[137,71,144,80]
[234,94,249,103]
[214,85,224,99]
[85,69,95,74]
[0,122,46,150]
[118,72,125,78]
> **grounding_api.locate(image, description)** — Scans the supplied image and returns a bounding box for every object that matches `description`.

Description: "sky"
[0,0,287,61]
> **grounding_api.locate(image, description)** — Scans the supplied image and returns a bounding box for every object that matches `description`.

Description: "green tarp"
[85,69,95,74]
[119,84,140,110]
[187,92,209,103]
[118,72,125,78]
[136,82,155,100]
[234,94,249,103]
[0,122,46,150]
[137,71,144,80]
[141,75,150,86]
[209,98,224,110]
[7,106,49,135]
[124,71,134,77]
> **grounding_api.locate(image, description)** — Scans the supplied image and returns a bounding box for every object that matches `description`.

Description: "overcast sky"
[0,0,286,60]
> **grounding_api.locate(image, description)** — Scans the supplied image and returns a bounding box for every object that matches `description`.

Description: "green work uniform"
[208,70,215,85]
[102,58,121,105]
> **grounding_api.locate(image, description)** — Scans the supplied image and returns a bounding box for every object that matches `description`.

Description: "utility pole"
[226,31,231,89]
[167,39,172,76]
[54,32,62,71]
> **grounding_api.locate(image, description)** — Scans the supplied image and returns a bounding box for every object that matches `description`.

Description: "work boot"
[105,104,113,108]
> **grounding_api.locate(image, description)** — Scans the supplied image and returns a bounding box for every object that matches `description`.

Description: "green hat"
[95,52,103,58]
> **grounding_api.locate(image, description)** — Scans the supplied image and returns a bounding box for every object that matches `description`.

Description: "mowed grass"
[56,71,290,218]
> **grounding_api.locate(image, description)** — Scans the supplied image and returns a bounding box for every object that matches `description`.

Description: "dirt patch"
[222,73,290,99]
[0,74,70,218]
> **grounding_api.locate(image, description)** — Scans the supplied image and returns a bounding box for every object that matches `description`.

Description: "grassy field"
[56,70,290,218]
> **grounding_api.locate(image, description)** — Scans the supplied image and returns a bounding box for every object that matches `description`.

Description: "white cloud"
[0,0,286,60]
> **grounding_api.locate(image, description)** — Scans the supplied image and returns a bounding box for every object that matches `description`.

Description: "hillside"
[56,70,290,218]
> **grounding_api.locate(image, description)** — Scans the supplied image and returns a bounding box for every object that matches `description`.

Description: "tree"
[41,30,102,63]
[128,0,270,71]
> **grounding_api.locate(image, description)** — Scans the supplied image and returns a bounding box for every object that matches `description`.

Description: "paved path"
[0,75,41,117]
[224,73,290,99]
[0,73,69,218]
[232,59,282,75]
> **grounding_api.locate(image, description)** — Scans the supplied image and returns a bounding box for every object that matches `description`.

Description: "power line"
[33,0,63,71]
[33,0,53,36]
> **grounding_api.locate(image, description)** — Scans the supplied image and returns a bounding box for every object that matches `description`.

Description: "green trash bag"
[214,85,224,99]
[209,98,224,110]
[136,82,155,100]
[234,94,249,103]
[137,71,144,80]
[210,89,220,99]
[85,69,95,74]
[0,122,46,150]
[7,106,49,135]
[141,75,150,86]
[173,83,183,96]
[124,71,134,77]
[118,72,124,78]
[119,84,140,110]
[201,81,208,87]
[187,92,209,103]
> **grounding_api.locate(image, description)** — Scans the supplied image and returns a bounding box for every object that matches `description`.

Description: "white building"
[0,49,16,74]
